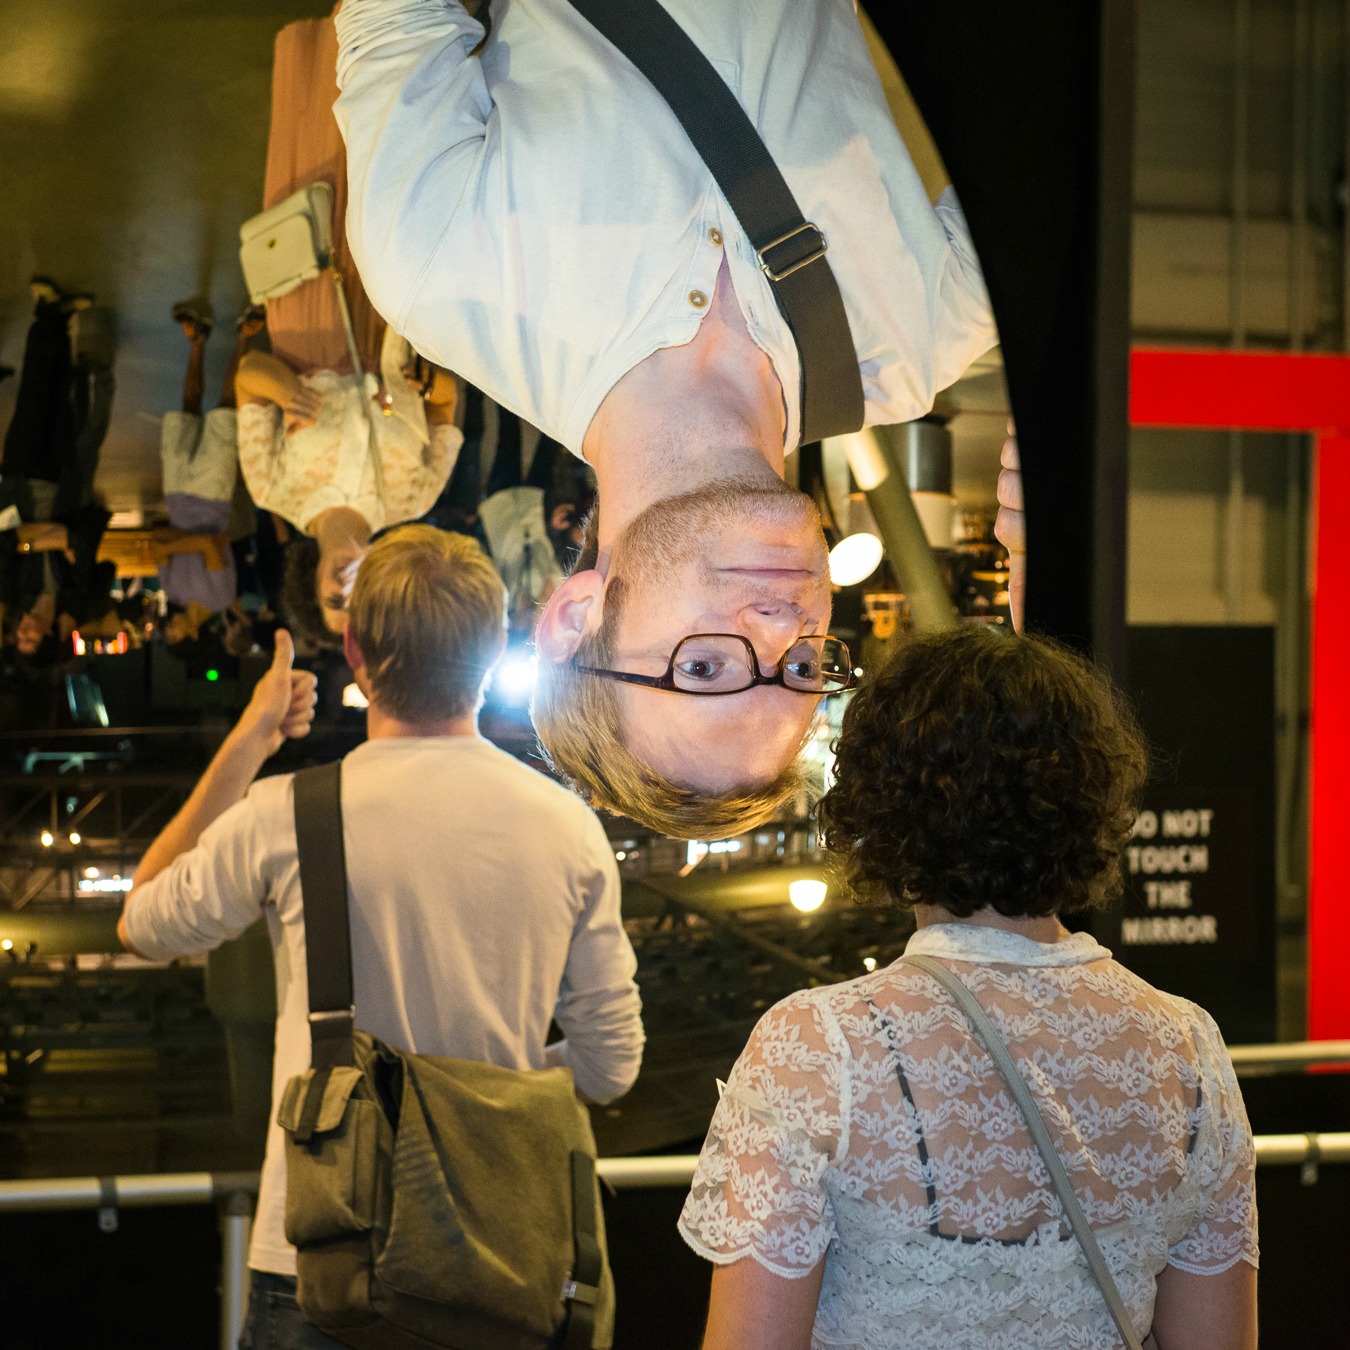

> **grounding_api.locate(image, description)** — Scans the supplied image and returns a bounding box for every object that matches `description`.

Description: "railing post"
[219,1188,254,1350]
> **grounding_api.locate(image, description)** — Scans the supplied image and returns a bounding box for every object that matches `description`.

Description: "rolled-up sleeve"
[123,790,274,962]
[334,0,491,333]
[547,813,644,1105]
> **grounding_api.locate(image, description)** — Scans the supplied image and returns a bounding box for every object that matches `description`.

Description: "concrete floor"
[0,0,334,512]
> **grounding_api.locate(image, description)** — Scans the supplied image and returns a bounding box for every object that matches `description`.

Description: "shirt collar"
[903,922,1111,968]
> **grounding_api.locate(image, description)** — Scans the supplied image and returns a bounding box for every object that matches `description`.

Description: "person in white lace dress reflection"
[678,627,1258,1350]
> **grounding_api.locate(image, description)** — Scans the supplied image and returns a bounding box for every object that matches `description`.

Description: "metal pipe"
[220,1190,254,1350]
[1227,1039,1350,1071]
[829,428,956,633]
[599,1156,702,1189]
[0,1171,258,1213]
[1253,1131,1350,1166]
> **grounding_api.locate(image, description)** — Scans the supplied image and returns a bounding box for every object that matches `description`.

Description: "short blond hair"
[349,526,505,723]
[531,582,807,838]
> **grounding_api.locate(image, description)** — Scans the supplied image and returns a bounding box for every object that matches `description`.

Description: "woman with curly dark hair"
[679,627,1258,1350]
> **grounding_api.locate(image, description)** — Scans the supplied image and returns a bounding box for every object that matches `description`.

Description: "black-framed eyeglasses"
[576,633,857,697]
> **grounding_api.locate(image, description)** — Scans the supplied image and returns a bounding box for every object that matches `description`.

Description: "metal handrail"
[4,1133,1347,1348]
[1227,1040,1350,1072]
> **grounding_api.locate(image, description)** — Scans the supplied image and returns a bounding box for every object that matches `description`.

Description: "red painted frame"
[1129,347,1350,1039]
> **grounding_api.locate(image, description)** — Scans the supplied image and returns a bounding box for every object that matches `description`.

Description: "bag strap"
[565,0,864,444]
[559,1151,603,1349]
[292,761,356,1071]
[329,268,387,506]
[900,954,1145,1350]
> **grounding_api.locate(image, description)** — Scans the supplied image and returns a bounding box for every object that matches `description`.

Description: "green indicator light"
[205,669,219,682]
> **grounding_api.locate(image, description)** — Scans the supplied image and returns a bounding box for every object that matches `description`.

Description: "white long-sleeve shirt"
[334,0,998,456]
[124,735,643,1276]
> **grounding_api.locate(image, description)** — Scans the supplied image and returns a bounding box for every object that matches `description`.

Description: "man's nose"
[739,602,803,672]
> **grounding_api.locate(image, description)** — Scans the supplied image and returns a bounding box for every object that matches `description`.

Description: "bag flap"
[277,1065,364,1137]
[240,216,325,301]
[239,182,333,248]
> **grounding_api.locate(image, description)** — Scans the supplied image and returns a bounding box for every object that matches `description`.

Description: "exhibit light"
[828,531,884,587]
[493,651,538,704]
[789,879,828,913]
[40,831,53,848]
[84,866,99,879]
[68,832,81,846]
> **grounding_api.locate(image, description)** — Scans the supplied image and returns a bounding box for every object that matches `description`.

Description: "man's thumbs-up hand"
[237,629,320,755]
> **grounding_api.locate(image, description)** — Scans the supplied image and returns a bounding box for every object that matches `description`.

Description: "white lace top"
[678,924,1258,1349]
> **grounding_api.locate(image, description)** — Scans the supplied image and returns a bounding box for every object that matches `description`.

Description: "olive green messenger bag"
[275,760,614,1350]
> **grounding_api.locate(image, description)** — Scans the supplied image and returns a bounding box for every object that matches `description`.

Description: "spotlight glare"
[494,653,538,703]
[40,831,53,848]
[828,532,884,587]
[789,879,828,913]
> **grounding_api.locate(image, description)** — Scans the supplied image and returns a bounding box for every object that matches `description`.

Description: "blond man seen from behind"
[118,526,643,1350]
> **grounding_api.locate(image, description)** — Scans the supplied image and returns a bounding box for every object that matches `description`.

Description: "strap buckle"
[756,222,828,282]
[561,1278,599,1306]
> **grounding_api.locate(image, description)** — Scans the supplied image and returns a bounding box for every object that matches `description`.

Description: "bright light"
[828,532,884,587]
[1,939,12,952]
[863,956,878,972]
[78,876,132,894]
[40,831,53,848]
[342,682,369,709]
[84,866,99,879]
[615,851,626,861]
[686,839,743,868]
[789,879,828,913]
[205,669,219,683]
[68,832,81,845]
[493,652,538,704]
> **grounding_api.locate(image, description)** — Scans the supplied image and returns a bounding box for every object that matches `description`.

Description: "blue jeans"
[238,1271,346,1350]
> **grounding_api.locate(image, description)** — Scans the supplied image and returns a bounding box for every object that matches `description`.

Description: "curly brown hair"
[819,626,1148,919]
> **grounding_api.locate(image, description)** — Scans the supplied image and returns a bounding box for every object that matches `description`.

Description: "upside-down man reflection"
[335,0,999,835]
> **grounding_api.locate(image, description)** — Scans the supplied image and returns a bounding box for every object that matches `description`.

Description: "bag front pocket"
[277,1066,379,1246]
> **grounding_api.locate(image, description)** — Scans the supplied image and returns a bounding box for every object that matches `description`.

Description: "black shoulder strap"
[560,1151,603,1349]
[292,761,356,1070]
[566,0,865,444]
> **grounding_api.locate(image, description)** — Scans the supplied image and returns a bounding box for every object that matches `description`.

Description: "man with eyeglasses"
[334,0,998,836]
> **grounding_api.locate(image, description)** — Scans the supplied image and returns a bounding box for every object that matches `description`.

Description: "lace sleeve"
[677,991,848,1278]
[235,402,282,517]
[1169,1011,1259,1274]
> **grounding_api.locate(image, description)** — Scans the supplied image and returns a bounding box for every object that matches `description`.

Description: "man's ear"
[342,623,364,673]
[534,570,606,664]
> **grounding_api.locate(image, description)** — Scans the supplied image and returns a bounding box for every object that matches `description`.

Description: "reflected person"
[335,0,999,835]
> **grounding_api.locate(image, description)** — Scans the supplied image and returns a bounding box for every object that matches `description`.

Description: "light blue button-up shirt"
[335,0,998,456]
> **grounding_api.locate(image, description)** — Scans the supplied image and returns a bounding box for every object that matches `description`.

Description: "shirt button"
[708,227,723,247]
[688,289,708,309]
